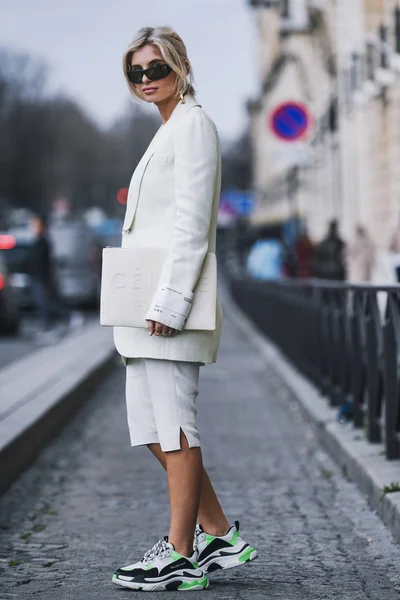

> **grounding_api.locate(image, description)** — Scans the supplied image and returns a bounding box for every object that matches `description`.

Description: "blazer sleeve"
[145,109,219,330]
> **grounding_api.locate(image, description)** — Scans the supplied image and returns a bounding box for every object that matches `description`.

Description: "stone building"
[248,0,400,280]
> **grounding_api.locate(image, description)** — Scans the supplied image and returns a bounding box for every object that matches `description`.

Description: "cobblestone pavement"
[1,307,400,600]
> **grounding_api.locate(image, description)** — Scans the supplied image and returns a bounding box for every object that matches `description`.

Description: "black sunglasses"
[127,63,172,84]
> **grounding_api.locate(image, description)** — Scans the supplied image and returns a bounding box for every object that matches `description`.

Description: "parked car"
[0,249,20,334]
[0,229,35,308]
[0,219,102,309]
[48,221,102,308]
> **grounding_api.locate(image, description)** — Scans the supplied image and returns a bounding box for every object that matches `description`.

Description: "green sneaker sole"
[201,547,258,573]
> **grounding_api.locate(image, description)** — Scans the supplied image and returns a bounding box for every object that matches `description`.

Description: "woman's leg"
[163,430,202,557]
[148,441,230,539]
[145,359,230,557]
[31,281,52,331]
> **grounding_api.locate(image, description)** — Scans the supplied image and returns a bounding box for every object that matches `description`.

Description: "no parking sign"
[270,102,311,142]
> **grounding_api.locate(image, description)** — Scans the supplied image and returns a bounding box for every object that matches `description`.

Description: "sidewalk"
[1,297,400,599]
[0,321,115,494]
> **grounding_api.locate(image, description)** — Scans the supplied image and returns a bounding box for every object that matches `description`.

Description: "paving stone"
[0,307,400,599]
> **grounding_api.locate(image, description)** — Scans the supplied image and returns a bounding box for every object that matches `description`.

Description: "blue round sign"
[270,102,310,142]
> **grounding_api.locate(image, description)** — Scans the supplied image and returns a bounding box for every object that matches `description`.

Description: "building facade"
[248,0,400,279]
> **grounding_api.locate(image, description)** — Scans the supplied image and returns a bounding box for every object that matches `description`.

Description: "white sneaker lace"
[143,539,171,564]
[194,525,204,551]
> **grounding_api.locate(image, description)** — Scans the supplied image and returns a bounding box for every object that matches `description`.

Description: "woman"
[111,27,257,592]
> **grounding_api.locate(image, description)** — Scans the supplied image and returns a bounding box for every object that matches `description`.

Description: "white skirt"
[125,358,202,452]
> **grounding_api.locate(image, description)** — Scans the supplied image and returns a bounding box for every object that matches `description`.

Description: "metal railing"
[229,276,400,460]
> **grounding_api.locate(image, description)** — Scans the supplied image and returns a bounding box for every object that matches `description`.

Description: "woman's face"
[130,44,178,104]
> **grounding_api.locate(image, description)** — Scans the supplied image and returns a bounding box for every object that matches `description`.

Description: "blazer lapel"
[122,95,201,233]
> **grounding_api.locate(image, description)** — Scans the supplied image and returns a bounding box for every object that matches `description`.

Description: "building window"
[281,0,290,18]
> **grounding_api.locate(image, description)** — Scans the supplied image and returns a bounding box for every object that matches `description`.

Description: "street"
[0,306,400,599]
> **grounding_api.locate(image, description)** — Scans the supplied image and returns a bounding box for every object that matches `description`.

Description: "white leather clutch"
[100,247,217,330]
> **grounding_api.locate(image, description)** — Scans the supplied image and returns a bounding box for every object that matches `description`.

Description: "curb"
[220,281,400,544]
[0,326,116,495]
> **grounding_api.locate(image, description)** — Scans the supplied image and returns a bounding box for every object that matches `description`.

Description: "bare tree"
[0,48,160,217]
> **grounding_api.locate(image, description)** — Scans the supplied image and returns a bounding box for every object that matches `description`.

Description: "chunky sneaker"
[195,520,258,573]
[112,537,209,592]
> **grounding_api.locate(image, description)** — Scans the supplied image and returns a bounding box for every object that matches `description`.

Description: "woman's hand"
[146,320,177,337]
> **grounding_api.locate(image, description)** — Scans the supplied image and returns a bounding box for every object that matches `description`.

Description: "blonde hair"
[123,26,196,101]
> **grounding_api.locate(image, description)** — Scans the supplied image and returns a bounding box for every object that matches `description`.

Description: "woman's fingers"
[154,321,163,336]
[148,321,178,337]
[146,319,155,336]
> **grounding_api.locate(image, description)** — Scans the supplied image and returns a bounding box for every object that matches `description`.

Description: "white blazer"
[113,94,223,364]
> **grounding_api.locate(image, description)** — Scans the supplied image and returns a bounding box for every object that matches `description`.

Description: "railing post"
[319,289,330,395]
[330,290,344,406]
[351,291,366,428]
[365,292,383,444]
[336,289,350,406]
[313,287,324,389]
[383,293,400,459]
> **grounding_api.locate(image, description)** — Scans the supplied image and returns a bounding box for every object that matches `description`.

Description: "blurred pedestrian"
[282,244,297,278]
[295,226,313,279]
[109,26,257,593]
[311,219,346,281]
[28,214,83,343]
[247,238,283,280]
[346,225,374,282]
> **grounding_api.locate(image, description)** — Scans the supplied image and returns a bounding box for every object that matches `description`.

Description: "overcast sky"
[0,0,259,142]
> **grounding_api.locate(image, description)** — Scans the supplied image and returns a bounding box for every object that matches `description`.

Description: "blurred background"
[223,0,400,288]
[1,0,400,356]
